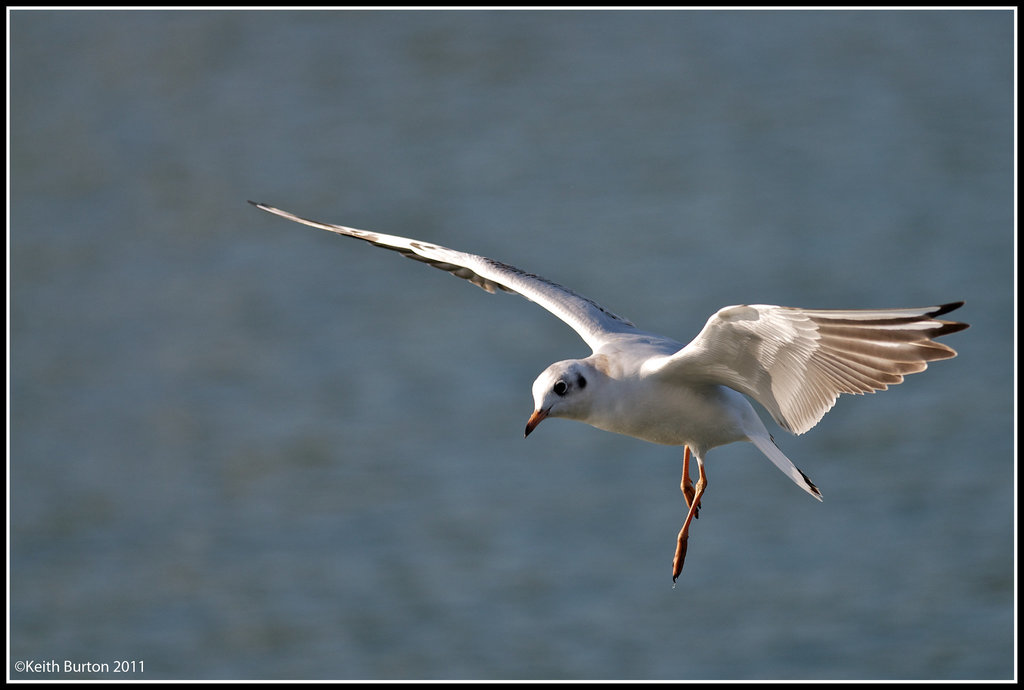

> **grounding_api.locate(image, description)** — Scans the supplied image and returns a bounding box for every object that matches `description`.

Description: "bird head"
[525,359,593,437]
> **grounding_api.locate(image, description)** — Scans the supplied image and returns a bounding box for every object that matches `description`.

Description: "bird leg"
[673,450,707,582]
[679,446,700,520]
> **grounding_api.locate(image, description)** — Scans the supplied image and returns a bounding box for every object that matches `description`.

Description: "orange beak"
[524,409,548,438]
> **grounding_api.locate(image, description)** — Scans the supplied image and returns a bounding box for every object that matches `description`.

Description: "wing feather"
[643,303,968,435]
[250,202,638,351]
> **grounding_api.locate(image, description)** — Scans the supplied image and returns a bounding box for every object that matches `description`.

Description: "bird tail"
[749,434,823,501]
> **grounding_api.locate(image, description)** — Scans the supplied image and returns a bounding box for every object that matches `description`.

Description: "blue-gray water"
[9,9,1014,681]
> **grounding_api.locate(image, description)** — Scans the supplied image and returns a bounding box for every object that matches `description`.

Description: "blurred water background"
[9,9,1014,681]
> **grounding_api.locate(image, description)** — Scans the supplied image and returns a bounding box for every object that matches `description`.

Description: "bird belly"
[589,382,758,451]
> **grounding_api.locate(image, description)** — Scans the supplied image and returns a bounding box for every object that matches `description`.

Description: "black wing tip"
[931,301,965,318]
[930,301,969,335]
[937,321,970,337]
[798,468,823,501]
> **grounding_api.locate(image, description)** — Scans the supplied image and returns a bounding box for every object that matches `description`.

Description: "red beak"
[524,409,548,438]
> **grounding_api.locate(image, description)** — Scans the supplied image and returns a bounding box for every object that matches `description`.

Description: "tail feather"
[749,434,822,501]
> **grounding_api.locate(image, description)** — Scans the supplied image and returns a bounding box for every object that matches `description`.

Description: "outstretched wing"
[250,202,638,352]
[643,302,968,435]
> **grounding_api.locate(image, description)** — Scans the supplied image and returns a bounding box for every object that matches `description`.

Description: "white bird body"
[251,201,967,580]
[539,351,757,449]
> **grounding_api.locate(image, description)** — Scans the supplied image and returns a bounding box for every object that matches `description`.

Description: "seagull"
[250,201,968,582]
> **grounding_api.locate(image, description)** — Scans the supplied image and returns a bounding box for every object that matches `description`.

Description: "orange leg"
[679,446,700,520]
[673,450,707,582]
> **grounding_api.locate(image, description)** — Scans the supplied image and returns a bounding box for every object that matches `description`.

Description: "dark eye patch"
[576,373,587,390]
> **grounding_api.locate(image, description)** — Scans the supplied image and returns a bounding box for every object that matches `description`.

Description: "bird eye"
[553,380,568,396]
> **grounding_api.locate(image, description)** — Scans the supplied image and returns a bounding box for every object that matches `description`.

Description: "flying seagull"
[250,201,968,582]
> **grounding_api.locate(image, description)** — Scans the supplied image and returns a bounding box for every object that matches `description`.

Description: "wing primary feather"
[250,201,639,350]
[648,302,968,435]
